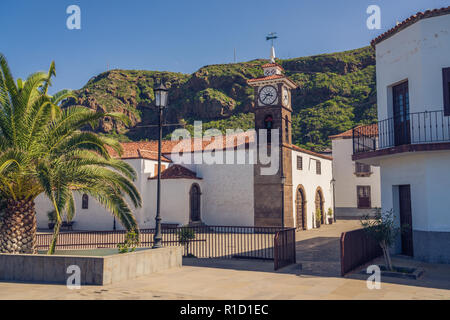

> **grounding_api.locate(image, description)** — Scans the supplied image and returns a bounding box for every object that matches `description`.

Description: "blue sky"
[1,0,449,93]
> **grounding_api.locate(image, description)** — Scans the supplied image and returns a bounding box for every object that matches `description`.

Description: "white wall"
[379,150,450,233]
[35,158,170,231]
[332,138,381,209]
[376,15,450,119]
[195,150,254,226]
[143,178,200,228]
[291,149,333,229]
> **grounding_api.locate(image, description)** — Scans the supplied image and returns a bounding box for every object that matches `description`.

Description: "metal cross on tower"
[266,32,278,63]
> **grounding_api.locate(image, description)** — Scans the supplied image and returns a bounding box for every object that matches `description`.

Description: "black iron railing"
[274,228,296,270]
[36,225,296,270]
[353,109,450,154]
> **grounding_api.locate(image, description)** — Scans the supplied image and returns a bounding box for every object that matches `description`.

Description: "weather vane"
[266,32,278,46]
[266,32,278,63]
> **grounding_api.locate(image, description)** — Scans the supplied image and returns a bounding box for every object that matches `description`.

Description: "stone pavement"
[0,220,449,300]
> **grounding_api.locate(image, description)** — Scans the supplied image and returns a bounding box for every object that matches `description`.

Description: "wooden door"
[190,184,201,222]
[399,185,413,256]
[393,82,411,146]
[296,188,306,230]
[357,186,371,209]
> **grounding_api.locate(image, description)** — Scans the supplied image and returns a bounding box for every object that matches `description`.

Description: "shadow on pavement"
[182,257,302,275]
[346,255,450,291]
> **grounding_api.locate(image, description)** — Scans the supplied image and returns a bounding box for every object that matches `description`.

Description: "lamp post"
[152,82,168,249]
[330,178,336,223]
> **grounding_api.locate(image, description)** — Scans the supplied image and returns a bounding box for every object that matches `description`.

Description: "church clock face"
[258,85,277,105]
[282,87,289,106]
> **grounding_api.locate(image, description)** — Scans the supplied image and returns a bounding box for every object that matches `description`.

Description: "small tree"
[178,226,196,256]
[315,208,322,228]
[360,208,405,271]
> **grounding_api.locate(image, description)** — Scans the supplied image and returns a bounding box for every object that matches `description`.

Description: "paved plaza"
[1,220,449,300]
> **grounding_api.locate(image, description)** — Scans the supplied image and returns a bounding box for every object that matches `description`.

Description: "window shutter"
[297,156,303,170]
[316,160,321,175]
[443,68,450,116]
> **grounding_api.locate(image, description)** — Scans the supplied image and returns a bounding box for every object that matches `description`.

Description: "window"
[189,184,201,222]
[443,67,450,116]
[297,156,303,170]
[82,194,88,209]
[357,186,371,209]
[316,160,321,175]
[264,115,273,144]
[355,162,371,176]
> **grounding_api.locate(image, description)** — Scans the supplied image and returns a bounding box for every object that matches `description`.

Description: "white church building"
[353,7,450,263]
[35,59,334,231]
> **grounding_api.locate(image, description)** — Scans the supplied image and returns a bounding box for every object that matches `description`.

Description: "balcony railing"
[353,109,450,154]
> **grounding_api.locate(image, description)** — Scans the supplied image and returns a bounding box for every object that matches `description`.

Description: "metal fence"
[36,225,296,270]
[353,109,450,154]
[274,228,296,270]
[340,228,382,276]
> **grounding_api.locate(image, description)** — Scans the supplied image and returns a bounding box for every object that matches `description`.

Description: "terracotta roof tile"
[329,124,378,140]
[287,144,333,160]
[148,164,200,180]
[106,143,172,162]
[261,63,284,70]
[371,7,450,47]
[107,132,256,161]
[247,74,285,82]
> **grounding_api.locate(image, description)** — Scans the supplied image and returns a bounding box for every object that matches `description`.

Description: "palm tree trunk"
[0,198,37,254]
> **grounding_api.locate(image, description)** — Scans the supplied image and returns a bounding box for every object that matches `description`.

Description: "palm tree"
[0,53,142,254]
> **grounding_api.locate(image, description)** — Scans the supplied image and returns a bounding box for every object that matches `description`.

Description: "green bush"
[117,230,140,253]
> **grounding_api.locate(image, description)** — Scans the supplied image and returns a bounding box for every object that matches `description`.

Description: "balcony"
[352,110,450,160]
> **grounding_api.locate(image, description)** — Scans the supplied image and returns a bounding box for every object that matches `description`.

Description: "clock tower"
[248,60,297,227]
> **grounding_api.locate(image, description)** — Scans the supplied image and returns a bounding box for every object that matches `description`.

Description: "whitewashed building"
[329,127,381,219]
[35,60,334,231]
[353,7,450,263]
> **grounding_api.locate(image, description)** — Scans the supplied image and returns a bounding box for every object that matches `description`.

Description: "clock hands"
[262,92,273,102]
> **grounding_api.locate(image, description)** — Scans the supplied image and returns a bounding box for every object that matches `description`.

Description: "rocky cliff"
[64,46,377,151]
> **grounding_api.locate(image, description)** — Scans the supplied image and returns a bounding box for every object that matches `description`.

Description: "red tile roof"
[329,124,378,140]
[148,164,200,180]
[108,132,332,161]
[287,144,333,160]
[261,63,284,70]
[371,6,450,47]
[106,143,172,162]
[247,74,285,82]
[108,132,255,161]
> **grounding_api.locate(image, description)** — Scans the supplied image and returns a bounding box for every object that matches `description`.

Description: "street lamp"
[152,82,168,249]
[330,178,336,223]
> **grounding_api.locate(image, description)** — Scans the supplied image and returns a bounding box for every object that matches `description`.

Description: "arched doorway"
[296,186,307,230]
[315,187,325,225]
[189,184,201,222]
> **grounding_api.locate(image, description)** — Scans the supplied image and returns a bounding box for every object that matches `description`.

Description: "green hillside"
[64,46,377,151]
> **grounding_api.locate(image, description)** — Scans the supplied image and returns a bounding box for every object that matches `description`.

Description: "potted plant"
[47,210,56,229]
[327,208,333,225]
[315,208,321,228]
